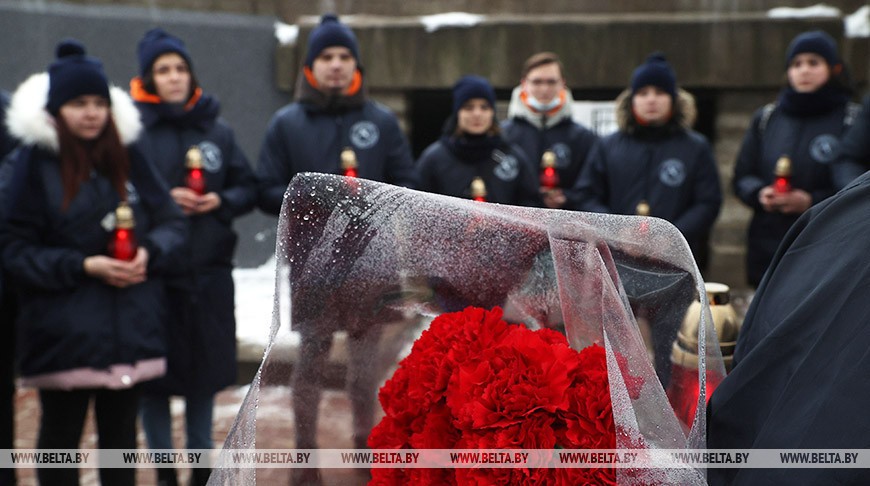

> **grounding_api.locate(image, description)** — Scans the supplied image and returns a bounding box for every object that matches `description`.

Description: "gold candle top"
[470,177,487,199]
[774,155,792,177]
[115,202,135,229]
[540,150,557,169]
[341,147,358,170]
[636,200,650,216]
[185,146,203,169]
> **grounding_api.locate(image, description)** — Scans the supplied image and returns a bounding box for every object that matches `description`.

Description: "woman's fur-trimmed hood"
[615,87,697,134]
[5,72,142,153]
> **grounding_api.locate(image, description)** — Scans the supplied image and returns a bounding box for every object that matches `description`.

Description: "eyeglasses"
[527,78,561,86]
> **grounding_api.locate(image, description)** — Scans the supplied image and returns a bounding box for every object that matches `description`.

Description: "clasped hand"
[170,187,221,215]
[83,247,149,288]
[758,186,812,214]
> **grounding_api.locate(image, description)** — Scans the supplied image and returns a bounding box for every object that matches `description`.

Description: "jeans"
[140,393,215,451]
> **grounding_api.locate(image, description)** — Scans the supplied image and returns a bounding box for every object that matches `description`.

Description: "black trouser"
[0,288,17,486]
[37,387,140,486]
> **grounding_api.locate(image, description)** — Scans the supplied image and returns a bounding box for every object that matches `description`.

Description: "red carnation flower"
[446,326,579,429]
[369,307,619,486]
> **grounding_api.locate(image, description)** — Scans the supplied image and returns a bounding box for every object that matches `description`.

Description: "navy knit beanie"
[305,14,360,68]
[630,52,677,99]
[46,39,110,115]
[785,30,839,68]
[452,75,496,113]
[137,28,193,77]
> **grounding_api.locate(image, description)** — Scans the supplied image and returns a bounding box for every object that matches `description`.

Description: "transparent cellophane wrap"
[211,174,725,485]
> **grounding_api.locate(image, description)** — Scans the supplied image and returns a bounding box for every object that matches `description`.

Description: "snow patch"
[274,21,299,45]
[845,6,870,38]
[767,4,841,18]
[234,257,279,349]
[419,12,485,33]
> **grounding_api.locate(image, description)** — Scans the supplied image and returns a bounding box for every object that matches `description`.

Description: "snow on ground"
[233,257,288,354]
[232,257,422,366]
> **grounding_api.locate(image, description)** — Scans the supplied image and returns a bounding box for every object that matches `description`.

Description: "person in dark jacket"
[0,92,15,160]
[418,74,539,206]
[130,28,257,486]
[256,14,417,215]
[501,52,598,208]
[733,30,859,287]
[566,53,722,385]
[256,15,417,484]
[831,94,870,189]
[0,39,186,486]
[708,169,870,485]
[0,90,19,486]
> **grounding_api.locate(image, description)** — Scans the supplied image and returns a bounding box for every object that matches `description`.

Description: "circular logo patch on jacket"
[493,150,520,181]
[659,159,686,187]
[551,143,571,169]
[810,134,839,163]
[125,181,139,204]
[350,121,380,149]
[198,141,223,172]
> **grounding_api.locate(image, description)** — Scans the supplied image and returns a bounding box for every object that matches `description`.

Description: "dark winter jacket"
[0,73,187,389]
[134,94,257,270]
[256,74,418,215]
[832,94,870,189]
[567,89,722,267]
[0,92,16,162]
[417,129,540,206]
[0,91,20,300]
[708,170,870,485]
[501,86,598,197]
[133,91,256,395]
[733,88,859,286]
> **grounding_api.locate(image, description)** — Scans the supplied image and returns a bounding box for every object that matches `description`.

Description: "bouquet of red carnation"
[211,174,723,486]
[369,306,618,485]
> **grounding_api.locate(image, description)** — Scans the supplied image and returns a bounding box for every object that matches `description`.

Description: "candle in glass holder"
[635,200,650,216]
[773,155,792,194]
[539,150,560,190]
[185,146,206,195]
[636,200,651,234]
[470,177,487,202]
[667,282,741,430]
[341,147,359,178]
[109,202,137,261]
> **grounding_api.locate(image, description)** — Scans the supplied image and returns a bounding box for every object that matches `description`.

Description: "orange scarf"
[302,67,363,96]
[129,77,202,111]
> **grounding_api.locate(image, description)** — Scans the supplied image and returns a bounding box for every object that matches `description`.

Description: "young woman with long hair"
[2,39,186,486]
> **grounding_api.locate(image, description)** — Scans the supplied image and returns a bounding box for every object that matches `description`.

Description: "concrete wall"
[281,14,865,90]
[51,0,870,18]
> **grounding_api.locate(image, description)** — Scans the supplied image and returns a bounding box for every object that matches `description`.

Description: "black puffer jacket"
[831,94,869,189]
[417,128,539,206]
[733,86,859,286]
[256,74,418,215]
[133,92,256,395]
[567,89,722,267]
[501,86,598,197]
[135,94,256,270]
[1,73,186,387]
